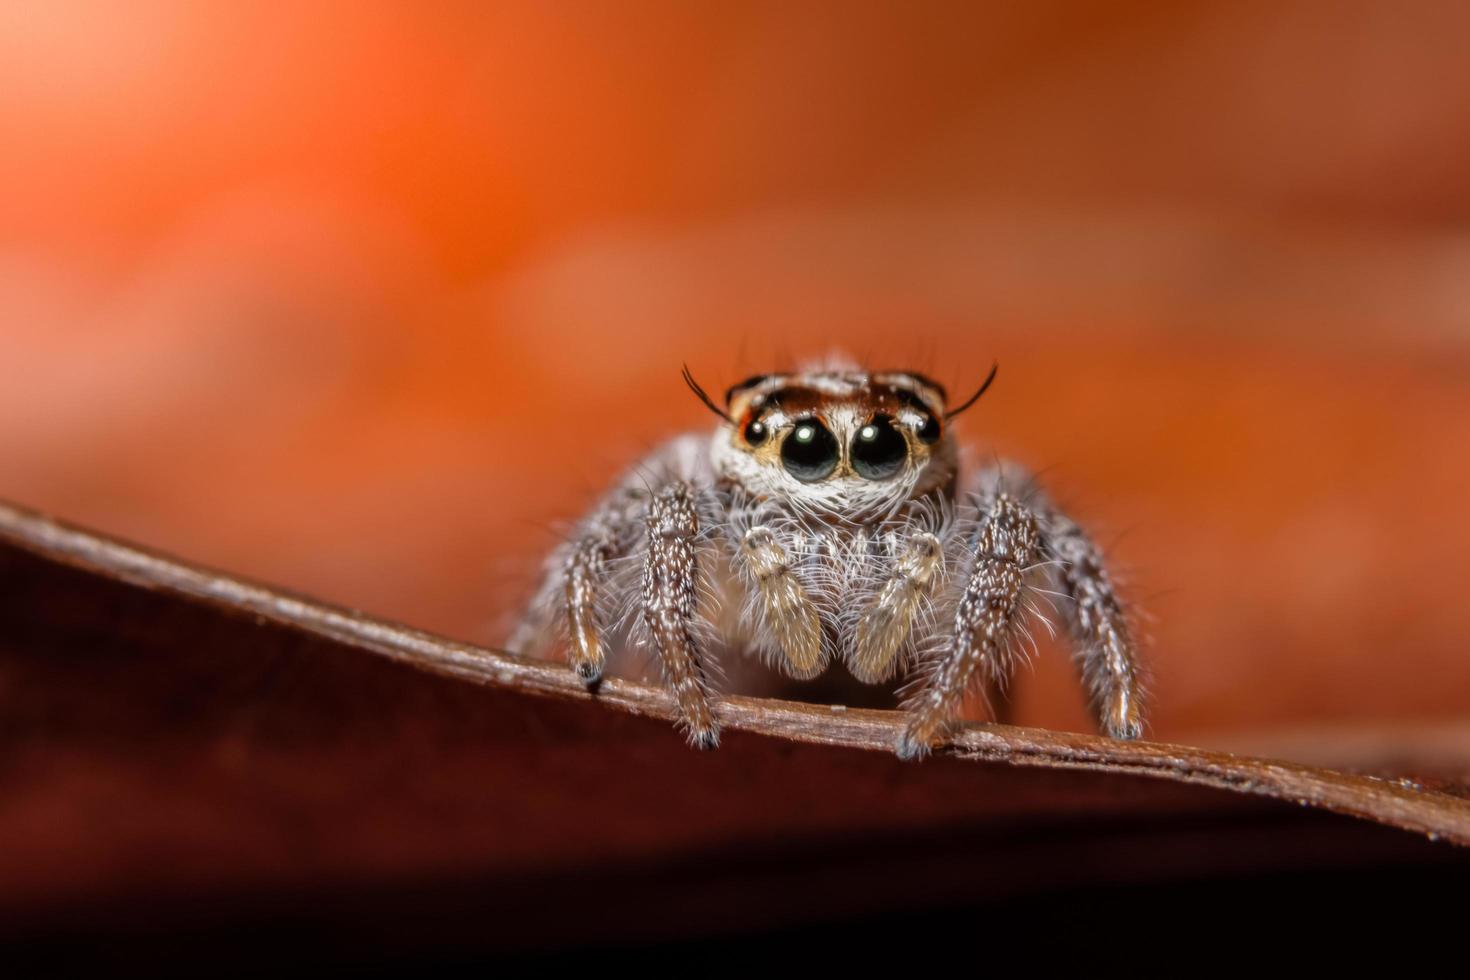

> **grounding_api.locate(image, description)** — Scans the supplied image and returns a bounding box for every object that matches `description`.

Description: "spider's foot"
[1103,689,1144,740]
[895,728,936,761]
[687,724,721,751]
[574,660,604,688]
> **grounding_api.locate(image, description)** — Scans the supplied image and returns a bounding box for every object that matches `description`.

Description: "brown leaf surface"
[1,498,1466,952]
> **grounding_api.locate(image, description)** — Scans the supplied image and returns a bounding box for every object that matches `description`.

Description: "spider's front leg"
[898,492,1039,759]
[641,482,721,749]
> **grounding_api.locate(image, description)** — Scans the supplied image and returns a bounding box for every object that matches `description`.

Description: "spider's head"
[686,359,996,520]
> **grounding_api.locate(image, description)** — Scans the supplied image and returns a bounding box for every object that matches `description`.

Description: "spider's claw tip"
[575,661,604,689]
[689,727,721,751]
[1107,719,1144,741]
[895,730,932,762]
[1104,693,1144,740]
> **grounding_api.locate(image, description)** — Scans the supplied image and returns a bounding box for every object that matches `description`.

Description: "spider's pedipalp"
[737,525,825,679]
[852,530,943,683]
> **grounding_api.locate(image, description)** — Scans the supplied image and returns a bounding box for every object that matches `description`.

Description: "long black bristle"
[944,362,999,420]
[681,364,735,426]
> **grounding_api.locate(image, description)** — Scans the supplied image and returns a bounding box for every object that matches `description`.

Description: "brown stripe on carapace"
[871,383,944,419]
[889,371,948,401]
[734,386,826,442]
[740,382,942,425]
[724,374,778,406]
[882,384,940,420]
[749,385,827,416]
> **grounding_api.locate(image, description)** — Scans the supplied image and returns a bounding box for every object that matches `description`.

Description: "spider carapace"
[512,357,1145,757]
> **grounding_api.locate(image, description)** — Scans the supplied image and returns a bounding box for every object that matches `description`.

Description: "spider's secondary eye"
[851,415,908,480]
[917,413,941,444]
[743,418,768,446]
[780,419,839,481]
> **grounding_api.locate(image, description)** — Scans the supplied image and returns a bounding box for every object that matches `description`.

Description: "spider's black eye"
[917,413,941,444]
[743,418,768,446]
[851,415,908,480]
[780,419,839,482]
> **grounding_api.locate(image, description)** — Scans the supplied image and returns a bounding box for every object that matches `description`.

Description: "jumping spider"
[511,357,1145,757]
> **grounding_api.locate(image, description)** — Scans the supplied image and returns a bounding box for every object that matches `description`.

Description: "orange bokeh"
[4,2,1470,745]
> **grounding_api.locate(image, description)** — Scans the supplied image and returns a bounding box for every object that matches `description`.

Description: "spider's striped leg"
[562,523,618,684]
[560,489,646,684]
[1043,510,1145,740]
[642,482,721,749]
[507,482,646,683]
[898,493,1039,759]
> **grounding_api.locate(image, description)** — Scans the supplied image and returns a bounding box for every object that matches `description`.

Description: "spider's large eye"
[780,419,839,481]
[851,415,908,480]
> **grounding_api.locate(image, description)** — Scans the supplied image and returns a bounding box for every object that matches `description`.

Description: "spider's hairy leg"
[642,482,721,749]
[561,488,646,683]
[739,526,824,679]
[507,486,643,676]
[852,531,943,683]
[1043,509,1145,740]
[564,523,617,683]
[898,493,1039,759]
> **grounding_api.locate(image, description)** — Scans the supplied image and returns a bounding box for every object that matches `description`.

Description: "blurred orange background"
[3,1,1469,750]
